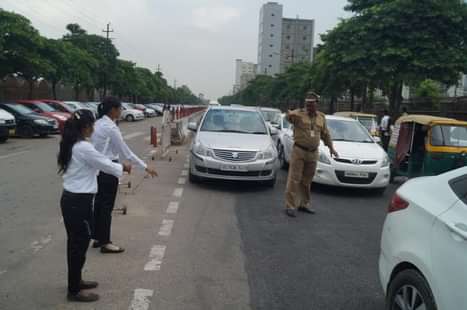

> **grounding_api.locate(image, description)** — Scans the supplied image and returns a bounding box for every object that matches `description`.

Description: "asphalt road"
[0,116,394,310]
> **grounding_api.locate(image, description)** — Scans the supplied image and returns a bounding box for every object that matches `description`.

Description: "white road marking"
[181,170,188,176]
[177,177,186,185]
[158,219,174,236]
[144,136,150,142]
[173,188,184,197]
[144,245,166,271]
[129,288,154,310]
[166,201,179,214]
[31,234,52,254]
[0,151,30,160]
[183,163,189,168]
[0,270,6,276]
[124,132,144,140]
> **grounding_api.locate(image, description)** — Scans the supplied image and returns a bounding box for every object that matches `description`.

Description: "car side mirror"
[188,122,198,132]
[270,127,279,136]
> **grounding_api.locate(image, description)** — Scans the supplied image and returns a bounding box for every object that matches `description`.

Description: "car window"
[201,110,267,134]
[432,125,467,147]
[282,117,290,129]
[449,174,467,205]
[35,102,56,112]
[261,110,281,124]
[357,117,377,132]
[7,104,35,114]
[327,119,374,143]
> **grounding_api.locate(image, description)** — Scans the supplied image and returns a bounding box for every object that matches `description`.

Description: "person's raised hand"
[145,166,158,178]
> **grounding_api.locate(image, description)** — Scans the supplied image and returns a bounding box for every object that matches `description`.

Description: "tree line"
[0,9,201,104]
[220,0,467,114]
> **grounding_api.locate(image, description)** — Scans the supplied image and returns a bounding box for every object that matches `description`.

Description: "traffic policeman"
[285,92,338,217]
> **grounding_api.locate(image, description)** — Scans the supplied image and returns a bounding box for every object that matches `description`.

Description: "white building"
[257,2,315,76]
[233,59,257,93]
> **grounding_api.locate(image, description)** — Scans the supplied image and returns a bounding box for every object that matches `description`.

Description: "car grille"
[48,120,57,126]
[334,158,378,165]
[195,166,271,177]
[213,149,257,162]
[5,119,15,125]
[335,171,377,185]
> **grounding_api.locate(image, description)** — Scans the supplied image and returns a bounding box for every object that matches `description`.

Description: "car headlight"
[54,115,67,121]
[381,156,390,168]
[257,145,276,160]
[193,143,213,157]
[0,119,5,124]
[34,119,48,125]
[318,151,331,165]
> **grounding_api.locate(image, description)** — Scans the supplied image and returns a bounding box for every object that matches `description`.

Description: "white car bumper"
[313,160,390,188]
[190,152,277,181]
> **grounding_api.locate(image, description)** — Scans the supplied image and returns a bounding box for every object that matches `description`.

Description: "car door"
[431,173,467,310]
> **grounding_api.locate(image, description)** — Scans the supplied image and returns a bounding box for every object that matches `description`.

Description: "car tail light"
[388,194,409,213]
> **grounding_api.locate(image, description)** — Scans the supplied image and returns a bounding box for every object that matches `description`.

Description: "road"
[0,116,393,309]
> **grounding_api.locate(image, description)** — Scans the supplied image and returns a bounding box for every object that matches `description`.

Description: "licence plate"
[344,171,369,178]
[8,129,15,136]
[220,164,247,172]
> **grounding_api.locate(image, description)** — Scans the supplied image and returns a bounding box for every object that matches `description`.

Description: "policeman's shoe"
[80,280,98,290]
[285,209,297,218]
[67,291,99,302]
[298,206,316,214]
[100,243,125,254]
[92,241,101,248]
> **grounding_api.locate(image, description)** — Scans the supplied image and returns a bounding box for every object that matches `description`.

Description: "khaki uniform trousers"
[285,146,318,210]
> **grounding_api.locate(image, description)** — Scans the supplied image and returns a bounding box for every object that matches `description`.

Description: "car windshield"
[35,102,56,112]
[282,117,290,129]
[201,109,268,134]
[431,125,467,147]
[261,110,281,124]
[356,117,377,132]
[327,119,374,143]
[6,104,35,114]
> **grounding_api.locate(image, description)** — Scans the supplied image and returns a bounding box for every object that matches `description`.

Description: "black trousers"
[60,190,93,295]
[92,172,119,244]
[381,135,390,151]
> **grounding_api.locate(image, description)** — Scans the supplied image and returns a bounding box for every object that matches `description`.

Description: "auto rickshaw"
[388,114,467,180]
[334,112,379,139]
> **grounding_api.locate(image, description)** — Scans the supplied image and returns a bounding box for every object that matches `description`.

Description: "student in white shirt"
[58,110,131,302]
[91,97,157,253]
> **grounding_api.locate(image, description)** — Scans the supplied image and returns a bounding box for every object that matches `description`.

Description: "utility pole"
[157,64,161,73]
[173,79,177,89]
[102,22,114,97]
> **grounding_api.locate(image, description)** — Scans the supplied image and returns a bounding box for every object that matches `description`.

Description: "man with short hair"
[285,92,338,218]
[380,110,391,151]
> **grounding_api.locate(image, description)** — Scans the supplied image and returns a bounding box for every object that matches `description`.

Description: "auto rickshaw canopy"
[395,114,466,127]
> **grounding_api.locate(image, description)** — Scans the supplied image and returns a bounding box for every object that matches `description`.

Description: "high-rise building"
[257,2,315,76]
[233,59,257,94]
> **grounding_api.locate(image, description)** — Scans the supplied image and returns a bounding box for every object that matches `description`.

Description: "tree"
[414,79,442,100]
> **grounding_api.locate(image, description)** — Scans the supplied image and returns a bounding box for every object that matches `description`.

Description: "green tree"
[414,79,442,100]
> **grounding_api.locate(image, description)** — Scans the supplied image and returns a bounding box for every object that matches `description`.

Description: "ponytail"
[98,96,122,119]
[57,109,95,174]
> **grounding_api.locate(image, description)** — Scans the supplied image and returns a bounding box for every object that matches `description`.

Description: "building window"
[303,36,307,40]
[268,65,272,68]
[270,34,274,38]
[286,45,290,50]
[286,35,291,40]
[270,44,273,48]
[287,25,291,30]
[271,24,274,27]
[304,26,307,30]
[271,13,275,17]
[269,54,273,58]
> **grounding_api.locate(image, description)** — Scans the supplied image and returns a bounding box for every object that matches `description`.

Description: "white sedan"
[379,166,467,310]
[282,115,390,193]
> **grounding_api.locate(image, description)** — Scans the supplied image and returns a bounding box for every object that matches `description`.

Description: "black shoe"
[298,206,316,214]
[100,244,125,254]
[80,280,98,290]
[92,241,101,249]
[285,209,297,217]
[67,291,99,302]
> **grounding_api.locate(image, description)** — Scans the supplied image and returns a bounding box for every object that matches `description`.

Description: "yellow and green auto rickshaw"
[388,114,467,180]
[334,112,379,139]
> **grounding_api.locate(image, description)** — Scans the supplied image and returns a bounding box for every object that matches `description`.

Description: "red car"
[41,99,75,114]
[16,100,71,134]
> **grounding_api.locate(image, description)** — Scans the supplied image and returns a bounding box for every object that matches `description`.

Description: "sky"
[0,0,349,100]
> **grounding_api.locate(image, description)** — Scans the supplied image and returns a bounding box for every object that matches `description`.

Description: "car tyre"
[189,170,201,184]
[386,269,437,310]
[0,135,8,143]
[278,143,288,170]
[126,114,135,122]
[20,126,34,138]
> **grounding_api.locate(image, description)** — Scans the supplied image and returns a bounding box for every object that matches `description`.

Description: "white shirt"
[63,141,123,194]
[380,115,390,131]
[91,115,147,171]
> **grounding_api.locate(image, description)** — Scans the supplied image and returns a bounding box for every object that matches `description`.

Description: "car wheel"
[189,170,201,184]
[126,115,135,122]
[264,177,276,188]
[390,166,396,183]
[386,269,437,310]
[278,143,288,170]
[20,126,34,138]
[39,133,48,138]
[0,136,7,143]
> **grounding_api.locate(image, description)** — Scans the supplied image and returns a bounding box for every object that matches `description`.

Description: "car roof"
[208,105,259,112]
[260,107,281,112]
[334,111,377,118]
[325,115,359,122]
[16,100,44,104]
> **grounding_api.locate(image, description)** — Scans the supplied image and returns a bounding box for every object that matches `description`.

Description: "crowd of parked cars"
[0,100,166,142]
[187,103,467,310]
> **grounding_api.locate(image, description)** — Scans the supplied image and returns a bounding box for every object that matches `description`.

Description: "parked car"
[379,166,467,310]
[334,111,380,141]
[0,103,57,138]
[0,108,16,143]
[188,105,279,187]
[121,102,144,122]
[63,101,98,118]
[276,114,294,169]
[282,115,390,193]
[145,103,164,116]
[134,104,156,117]
[41,99,75,114]
[16,100,70,133]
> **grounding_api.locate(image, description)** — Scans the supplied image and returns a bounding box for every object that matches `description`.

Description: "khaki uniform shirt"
[287,109,333,155]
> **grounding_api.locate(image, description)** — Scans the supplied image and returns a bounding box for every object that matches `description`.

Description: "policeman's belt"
[294,143,317,152]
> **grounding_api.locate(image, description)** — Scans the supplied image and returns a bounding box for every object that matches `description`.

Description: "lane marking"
[129,288,154,310]
[166,201,179,214]
[0,270,6,276]
[144,245,166,271]
[183,163,189,169]
[0,150,30,160]
[124,132,144,140]
[158,219,174,236]
[173,188,184,197]
[144,134,161,142]
[181,170,188,176]
[177,177,186,185]
[31,234,52,254]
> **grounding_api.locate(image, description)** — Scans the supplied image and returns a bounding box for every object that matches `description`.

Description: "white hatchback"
[379,167,467,310]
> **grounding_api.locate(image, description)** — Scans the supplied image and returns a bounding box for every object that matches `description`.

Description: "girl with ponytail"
[57,109,131,303]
